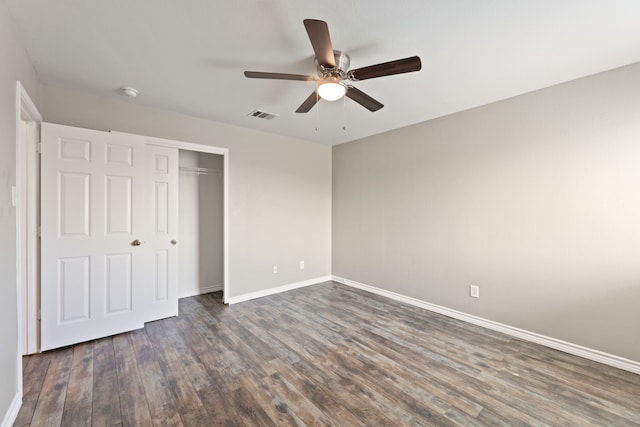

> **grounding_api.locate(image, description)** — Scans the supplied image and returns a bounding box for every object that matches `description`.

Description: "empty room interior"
[2,1,640,425]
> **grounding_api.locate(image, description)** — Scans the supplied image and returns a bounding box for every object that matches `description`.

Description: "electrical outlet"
[470,285,480,298]
[299,261,305,270]
[272,265,278,274]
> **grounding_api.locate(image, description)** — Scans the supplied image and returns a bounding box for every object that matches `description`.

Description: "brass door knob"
[171,240,177,245]
[131,239,142,246]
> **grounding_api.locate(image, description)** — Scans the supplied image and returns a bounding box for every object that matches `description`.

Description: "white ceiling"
[5,0,640,145]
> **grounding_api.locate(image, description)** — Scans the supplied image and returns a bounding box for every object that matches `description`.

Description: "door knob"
[131,239,142,246]
[171,240,177,245]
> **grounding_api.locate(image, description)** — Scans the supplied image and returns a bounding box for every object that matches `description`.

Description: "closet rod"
[179,166,222,176]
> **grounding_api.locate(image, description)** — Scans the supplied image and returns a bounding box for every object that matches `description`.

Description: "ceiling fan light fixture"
[244,19,421,113]
[317,79,346,101]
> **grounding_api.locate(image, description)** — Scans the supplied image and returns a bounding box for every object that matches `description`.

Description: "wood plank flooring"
[14,281,640,426]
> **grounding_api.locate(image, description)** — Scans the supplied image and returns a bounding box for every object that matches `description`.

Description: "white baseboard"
[179,284,223,299]
[227,276,332,305]
[1,391,21,427]
[332,275,640,376]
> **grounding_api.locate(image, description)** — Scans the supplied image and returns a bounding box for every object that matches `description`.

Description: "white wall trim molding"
[222,150,229,303]
[15,81,43,411]
[179,284,223,299]
[332,275,640,376]
[111,131,227,155]
[227,276,332,305]
[1,391,21,427]
[16,81,42,122]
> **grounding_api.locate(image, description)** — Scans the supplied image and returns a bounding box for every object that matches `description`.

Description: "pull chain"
[342,94,347,131]
[315,91,320,132]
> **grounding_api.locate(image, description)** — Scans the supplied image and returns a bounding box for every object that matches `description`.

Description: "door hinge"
[36,309,41,321]
[35,143,42,154]
[37,226,41,237]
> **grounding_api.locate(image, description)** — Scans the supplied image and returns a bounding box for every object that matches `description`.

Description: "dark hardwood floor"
[15,281,640,426]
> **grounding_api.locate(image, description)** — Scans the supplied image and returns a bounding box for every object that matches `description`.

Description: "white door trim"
[111,131,230,303]
[15,81,42,395]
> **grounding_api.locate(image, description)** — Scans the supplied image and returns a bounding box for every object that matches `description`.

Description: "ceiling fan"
[244,19,422,113]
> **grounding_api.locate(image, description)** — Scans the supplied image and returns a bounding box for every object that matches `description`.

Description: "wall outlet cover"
[470,285,480,298]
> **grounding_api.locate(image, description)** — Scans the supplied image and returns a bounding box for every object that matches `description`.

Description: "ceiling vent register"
[248,109,279,120]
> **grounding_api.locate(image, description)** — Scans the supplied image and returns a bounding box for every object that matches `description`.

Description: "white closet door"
[40,123,146,350]
[144,144,179,321]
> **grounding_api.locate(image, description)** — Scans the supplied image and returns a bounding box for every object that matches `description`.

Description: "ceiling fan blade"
[244,71,315,81]
[303,19,336,68]
[345,86,384,112]
[349,56,422,81]
[296,91,320,113]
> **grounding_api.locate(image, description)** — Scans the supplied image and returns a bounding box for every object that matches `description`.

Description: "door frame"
[111,131,230,303]
[16,82,42,388]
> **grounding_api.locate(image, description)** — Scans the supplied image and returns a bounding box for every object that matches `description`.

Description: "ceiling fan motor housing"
[316,50,351,79]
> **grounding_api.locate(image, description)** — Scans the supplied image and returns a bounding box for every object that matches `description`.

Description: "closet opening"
[178,150,225,299]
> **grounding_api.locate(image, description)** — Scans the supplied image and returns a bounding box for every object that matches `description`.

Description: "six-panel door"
[144,144,179,322]
[40,123,178,350]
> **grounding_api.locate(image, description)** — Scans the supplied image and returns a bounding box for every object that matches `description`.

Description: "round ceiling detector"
[121,87,139,97]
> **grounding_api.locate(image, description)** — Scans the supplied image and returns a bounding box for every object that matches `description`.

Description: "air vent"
[248,109,278,120]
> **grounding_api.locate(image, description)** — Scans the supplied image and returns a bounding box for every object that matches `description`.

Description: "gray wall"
[41,85,332,298]
[0,1,40,420]
[333,63,640,362]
